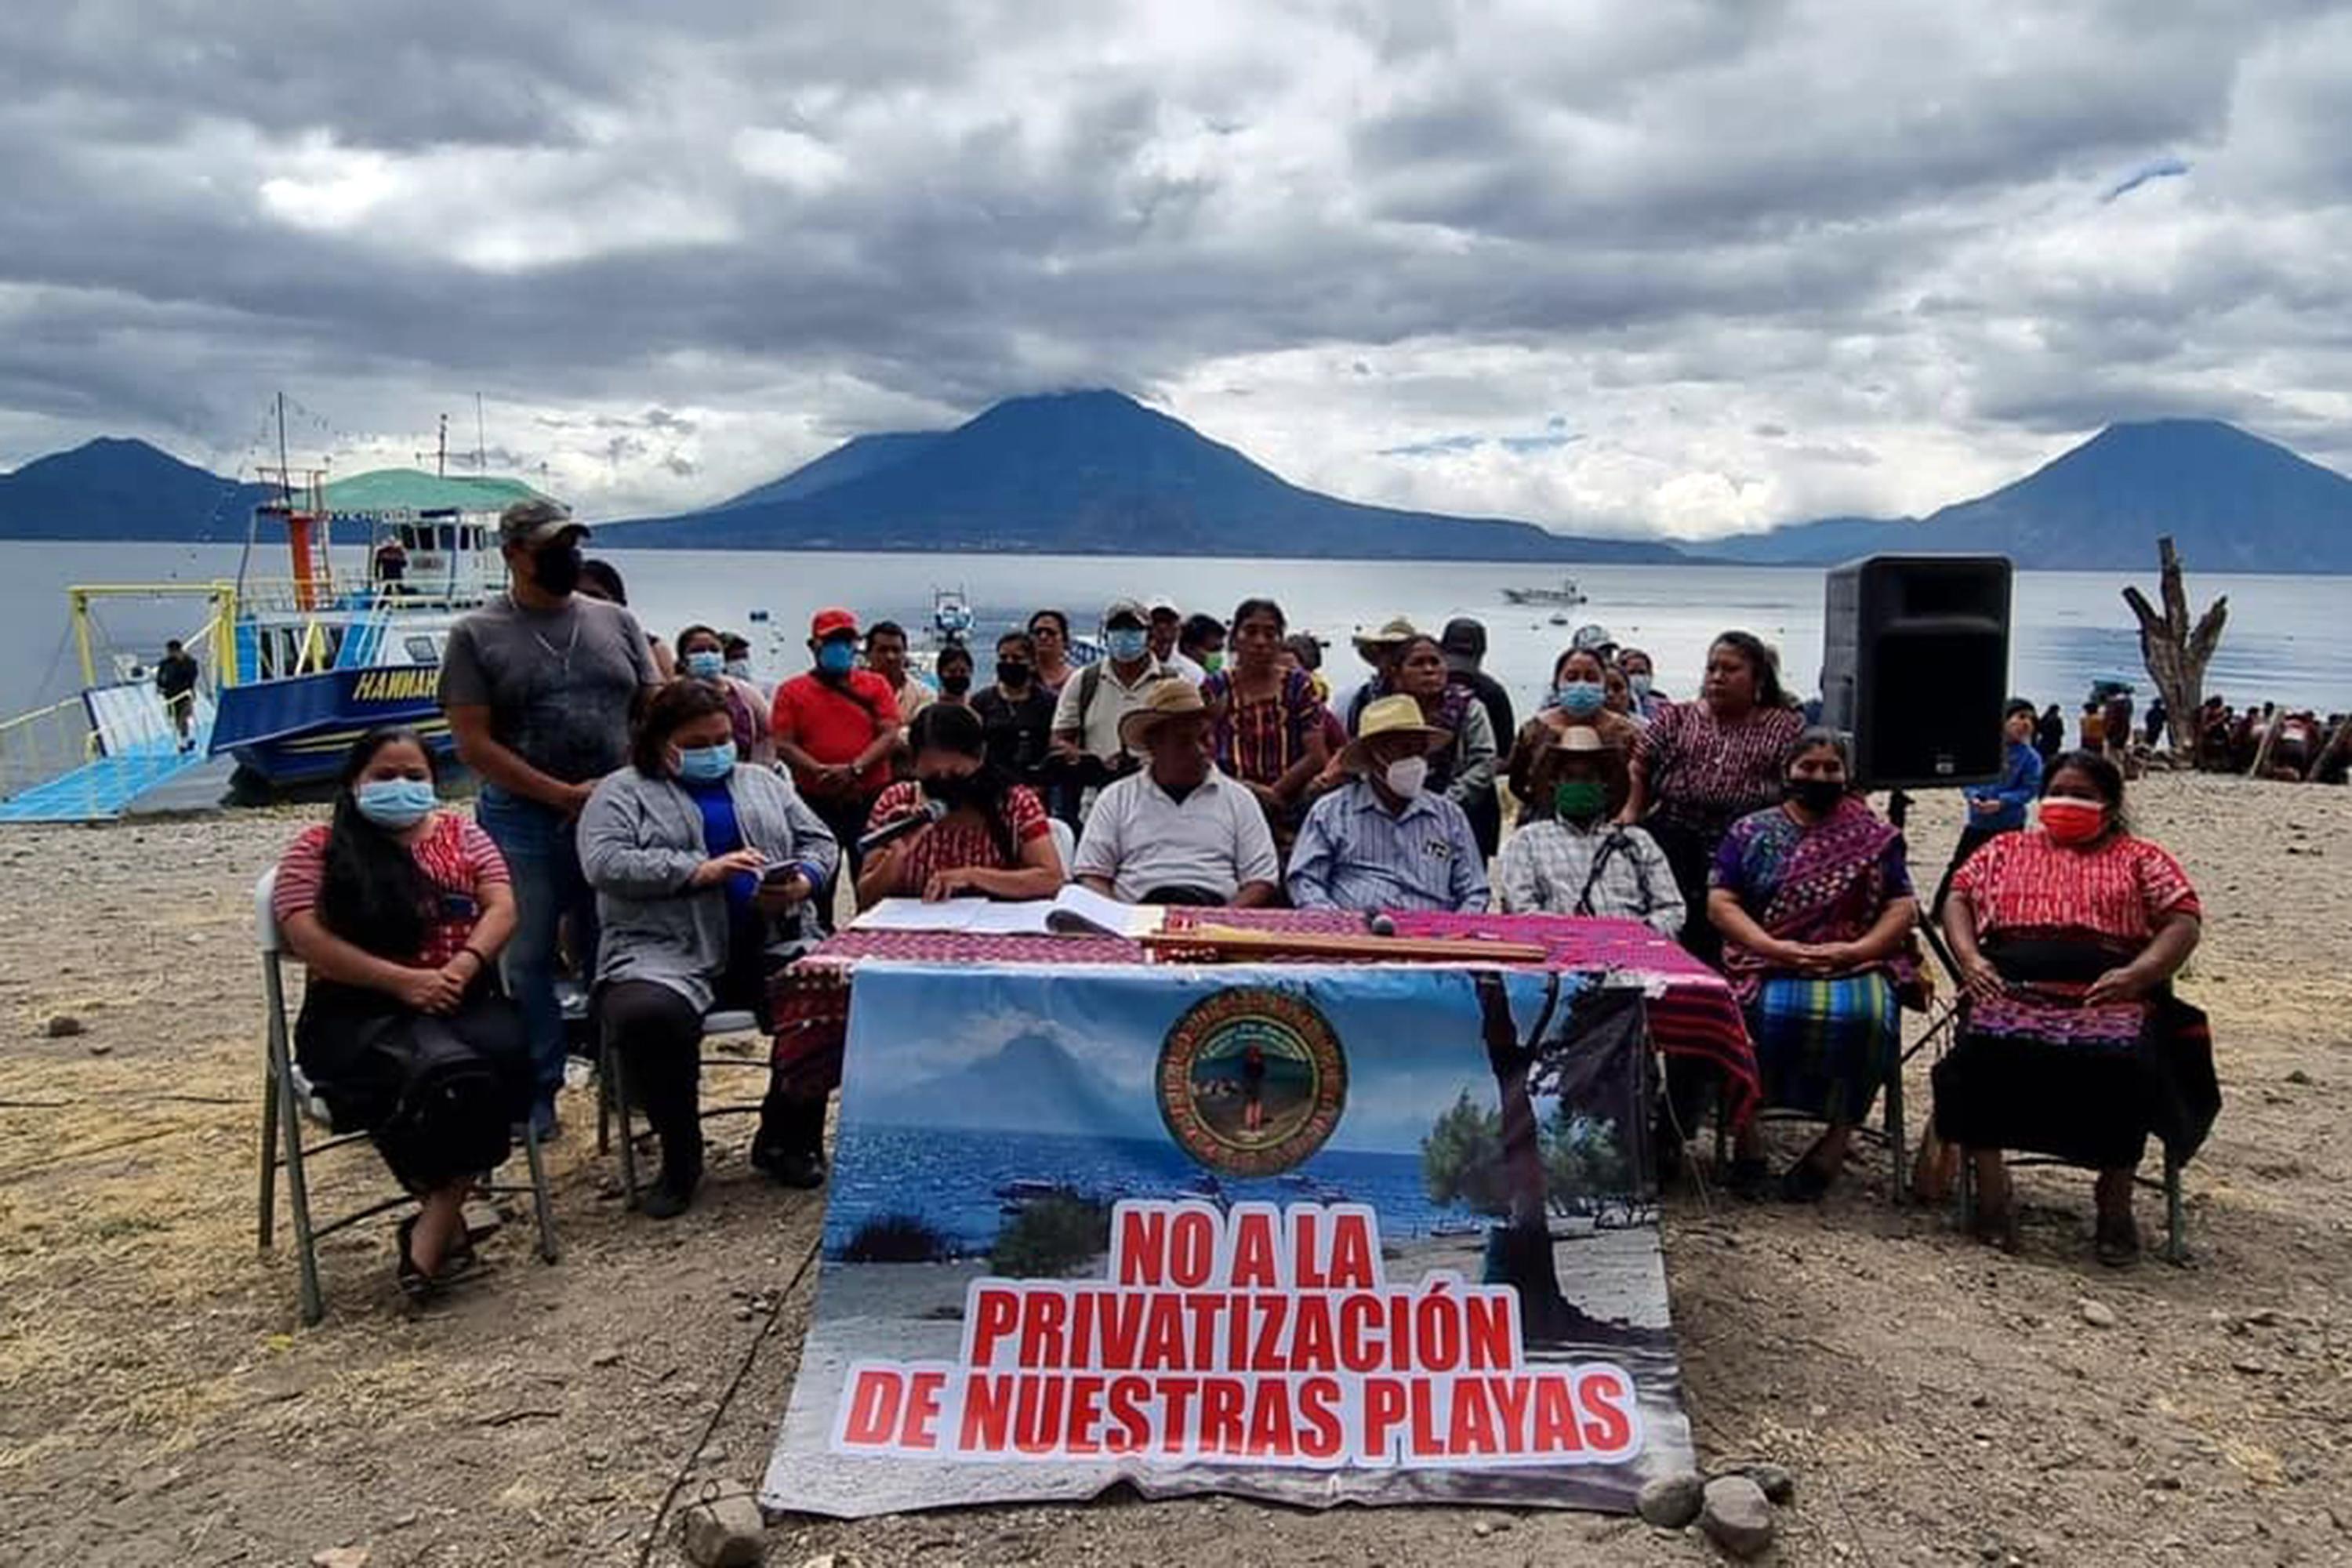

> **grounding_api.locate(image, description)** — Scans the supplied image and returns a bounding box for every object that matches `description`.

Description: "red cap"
[810,607,859,640]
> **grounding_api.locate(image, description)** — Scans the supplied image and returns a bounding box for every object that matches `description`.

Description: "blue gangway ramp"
[0,684,219,823]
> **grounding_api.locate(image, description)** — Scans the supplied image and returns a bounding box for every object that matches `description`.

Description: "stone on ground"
[681,1493,766,1566]
[1700,1475,1777,1559]
[1636,1470,1706,1528]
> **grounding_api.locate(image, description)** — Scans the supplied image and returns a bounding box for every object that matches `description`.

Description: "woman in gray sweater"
[580,681,838,1217]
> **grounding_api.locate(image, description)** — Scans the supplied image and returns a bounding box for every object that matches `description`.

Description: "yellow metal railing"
[0,699,98,800]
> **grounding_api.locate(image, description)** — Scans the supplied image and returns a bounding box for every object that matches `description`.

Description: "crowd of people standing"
[268,497,2224,1295]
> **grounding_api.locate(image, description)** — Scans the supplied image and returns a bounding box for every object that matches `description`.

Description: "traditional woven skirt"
[1931,942,2218,1169]
[1748,971,1900,1123]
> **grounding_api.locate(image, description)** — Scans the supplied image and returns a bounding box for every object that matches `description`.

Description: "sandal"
[394,1216,434,1301]
[2094,1213,2142,1269]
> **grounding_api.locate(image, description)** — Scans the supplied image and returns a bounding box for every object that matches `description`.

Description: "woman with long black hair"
[272,728,528,1296]
[855,702,1065,907]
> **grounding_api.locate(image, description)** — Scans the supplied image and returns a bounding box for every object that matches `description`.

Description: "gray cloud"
[0,0,2347,535]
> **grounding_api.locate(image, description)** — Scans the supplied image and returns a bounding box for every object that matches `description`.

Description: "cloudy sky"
[5,1,2348,539]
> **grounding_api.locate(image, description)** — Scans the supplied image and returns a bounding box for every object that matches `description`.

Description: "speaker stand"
[1886,788,1962,981]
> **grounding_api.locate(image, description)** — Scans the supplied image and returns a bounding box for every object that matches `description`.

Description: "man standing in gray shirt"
[439,499,660,1135]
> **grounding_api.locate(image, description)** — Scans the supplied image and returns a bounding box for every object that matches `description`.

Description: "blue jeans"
[476,786,598,1108]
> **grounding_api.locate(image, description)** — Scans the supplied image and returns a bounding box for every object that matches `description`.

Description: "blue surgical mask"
[1555,681,1606,717]
[816,641,857,676]
[684,650,725,681]
[1105,627,1149,662]
[723,658,754,681]
[1628,672,1653,700]
[677,741,737,782]
[354,778,436,829]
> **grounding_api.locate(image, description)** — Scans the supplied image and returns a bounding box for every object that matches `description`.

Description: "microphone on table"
[858,798,947,855]
[1364,911,1398,938]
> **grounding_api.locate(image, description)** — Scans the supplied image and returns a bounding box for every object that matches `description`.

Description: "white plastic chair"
[1049,818,1076,882]
[255,867,558,1323]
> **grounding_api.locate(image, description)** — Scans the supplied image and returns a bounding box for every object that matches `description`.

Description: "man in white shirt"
[1147,597,1207,684]
[1051,597,1174,776]
[1074,681,1279,906]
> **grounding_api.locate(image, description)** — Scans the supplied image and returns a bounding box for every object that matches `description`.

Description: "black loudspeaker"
[1820,555,2013,790]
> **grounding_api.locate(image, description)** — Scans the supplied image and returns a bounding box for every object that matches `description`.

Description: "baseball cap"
[810,607,860,641]
[1103,597,1149,627]
[497,498,585,547]
[1439,617,1487,662]
[1146,595,1180,618]
[1570,623,1615,654]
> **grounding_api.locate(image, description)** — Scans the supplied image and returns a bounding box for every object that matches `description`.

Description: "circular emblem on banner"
[1156,987,1347,1177]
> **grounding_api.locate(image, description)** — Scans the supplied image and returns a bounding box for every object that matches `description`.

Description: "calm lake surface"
[2,541,2343,720]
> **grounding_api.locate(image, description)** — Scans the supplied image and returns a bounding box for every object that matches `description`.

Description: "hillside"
[0,438,270,542]
[615,390,1682,562]
[1708,419,2352,570]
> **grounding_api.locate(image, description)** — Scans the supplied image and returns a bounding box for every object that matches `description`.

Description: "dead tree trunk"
[2122,536,2227,753]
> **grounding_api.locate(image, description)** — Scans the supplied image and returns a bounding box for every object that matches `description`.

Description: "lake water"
[2,540,2344,721]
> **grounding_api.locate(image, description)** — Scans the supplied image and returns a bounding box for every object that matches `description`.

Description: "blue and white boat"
[205,466,552,787]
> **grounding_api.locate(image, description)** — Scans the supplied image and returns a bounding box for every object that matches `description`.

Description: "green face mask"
[1554,780,1608,819]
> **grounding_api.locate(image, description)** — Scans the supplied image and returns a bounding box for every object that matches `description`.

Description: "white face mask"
[1383,757,1429,799]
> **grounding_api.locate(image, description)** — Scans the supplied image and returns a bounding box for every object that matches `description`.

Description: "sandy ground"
[1,772,2347,1566]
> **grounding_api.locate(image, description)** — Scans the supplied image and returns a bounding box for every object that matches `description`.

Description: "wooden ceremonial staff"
[1139,925,1552,964]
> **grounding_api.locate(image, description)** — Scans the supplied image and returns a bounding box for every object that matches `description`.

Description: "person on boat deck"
[924,644,976,713]
[1616,646,1669,720]
[441,500,661,1136]
[1287,694,1487,914]
[274,727,529,1296]
[1199,597,1330,850]
[1628,630,1806,971]
[972,631,1058,788]
[1707,728,1922,1200]
[1507,647,1645,824]
[581,680,838,1212]
[372,535,409,590]
[1178,613,1227,679]
[1494,727,1682,935]
[1025,609,1076,695]
[1149,598,1205,684]
[769,607,902,887]
[1929,698,2043,918]
[1439,617,1515,859]
[156,637,201,753]
[1933,751,2216,1266]
[865,620,934,727]
[856,704,1065,909]
[675,622,774,767]
[1073,681,1279,907]
[1049,597,1174,797]
[575,558,675,680]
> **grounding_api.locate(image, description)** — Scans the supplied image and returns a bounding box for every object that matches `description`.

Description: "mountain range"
[3,393,2348,570]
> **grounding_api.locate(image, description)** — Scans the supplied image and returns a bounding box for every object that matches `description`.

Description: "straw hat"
[1340,693,1450,772]
[1349,616,1421,656]
[1116,679,1211,750]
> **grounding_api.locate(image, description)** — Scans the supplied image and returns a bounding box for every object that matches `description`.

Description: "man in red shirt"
[771,608,902,895]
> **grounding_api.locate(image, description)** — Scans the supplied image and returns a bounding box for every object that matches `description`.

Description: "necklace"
[531,608,583,674]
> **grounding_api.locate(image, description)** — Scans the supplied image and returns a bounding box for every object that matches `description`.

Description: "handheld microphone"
[1364,911,1398,938]
[857,797,947,855]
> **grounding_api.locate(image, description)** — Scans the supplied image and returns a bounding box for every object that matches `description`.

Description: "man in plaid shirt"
[1494,727,1682,934]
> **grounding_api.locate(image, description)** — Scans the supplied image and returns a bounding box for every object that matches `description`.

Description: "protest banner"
[763,962,1694,1517]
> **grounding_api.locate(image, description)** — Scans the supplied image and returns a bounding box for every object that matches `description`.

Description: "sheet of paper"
[1045,884,1167,938]
[849,897,987,934]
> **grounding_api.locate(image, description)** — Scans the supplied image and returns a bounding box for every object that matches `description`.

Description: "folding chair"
[1049,818,1076,878]
[593,913,821,1209]
[254,868,559,1325]
[1712,1020,1911,1203]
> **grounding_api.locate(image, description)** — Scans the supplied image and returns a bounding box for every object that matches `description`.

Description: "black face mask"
[920,771,980,808]
[533,540,583,596]
[996,662,1033,689]
[941,672,972,697]
[1787,778,1845,816]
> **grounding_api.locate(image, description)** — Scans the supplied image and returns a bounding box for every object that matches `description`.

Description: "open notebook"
[851,885,1167,939]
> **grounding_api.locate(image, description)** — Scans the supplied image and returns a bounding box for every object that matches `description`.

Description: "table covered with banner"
[759,910,1759,1519]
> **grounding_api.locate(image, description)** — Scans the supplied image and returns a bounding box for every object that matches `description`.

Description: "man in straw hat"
[1072,681,1279,906]
[1493,726,1682,933]
[1287,694,1488,913]
[1338,615,1420,733]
